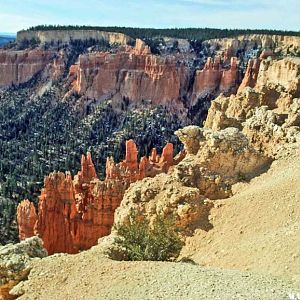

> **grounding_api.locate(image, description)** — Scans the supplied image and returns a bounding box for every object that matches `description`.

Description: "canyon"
[16,46,300,256]
[0,28,300,299]
[1,33,298,115]
[2,31,297,255]
[0,38,240,113]
[6,49,300,300]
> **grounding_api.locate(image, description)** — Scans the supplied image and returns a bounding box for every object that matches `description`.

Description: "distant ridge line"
[19,25,300,41]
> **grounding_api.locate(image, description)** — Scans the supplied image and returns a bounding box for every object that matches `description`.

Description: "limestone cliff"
[17,30,133,46]
[17,140,184,254]
[204,34,300,59]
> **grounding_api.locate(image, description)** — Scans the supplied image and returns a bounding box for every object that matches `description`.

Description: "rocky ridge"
[99,56,300,261]
[204,34,300,59]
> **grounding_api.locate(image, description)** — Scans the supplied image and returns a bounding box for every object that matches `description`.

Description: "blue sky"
[1,0,299,33]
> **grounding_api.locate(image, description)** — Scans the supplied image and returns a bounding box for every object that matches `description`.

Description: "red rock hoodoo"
[17,140,185,254]
[238,58,261,93]
[17,199,38,241]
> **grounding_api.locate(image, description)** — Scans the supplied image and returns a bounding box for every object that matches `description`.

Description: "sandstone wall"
[191,57,238,104]
[0,49,53,87]
[72,47,192,108]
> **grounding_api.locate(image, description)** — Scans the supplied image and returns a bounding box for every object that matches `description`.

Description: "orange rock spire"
[17,141,185,254]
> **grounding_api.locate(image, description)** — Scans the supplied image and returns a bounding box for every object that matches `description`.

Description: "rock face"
[70,40,239,110]
[112,126,269,238]
[17,140,183,254]
[255,58,300,93]
[192,57,238,103]
[237,59,261,93]
[71,41,191,109]
[205,57,300,156]
[1,33,298,116]
[17,30,133,46]
[0,237,47,300]
[0,50,53,87]
[204,34,300,59]
[0,37,239,107]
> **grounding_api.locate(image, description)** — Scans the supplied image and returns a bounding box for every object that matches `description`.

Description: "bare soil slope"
[181,148,300,284]
[14,246,298,300]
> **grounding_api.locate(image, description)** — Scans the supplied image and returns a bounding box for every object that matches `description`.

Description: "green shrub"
[115,213,184,261]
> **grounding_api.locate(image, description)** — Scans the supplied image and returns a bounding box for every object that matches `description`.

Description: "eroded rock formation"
[99,57,300,257]
[0,50,54,87]
[205,57,300,156]
[17,200,37,241]
[112,126,270,237]
[192,57,238,103]
[69,40,239,110]
[17,140,183,254]
[70,40,191,109]
[238,58,261,93]
[0,237,47,300]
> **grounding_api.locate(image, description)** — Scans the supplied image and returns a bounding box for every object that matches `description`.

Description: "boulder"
[0,237,47,300]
